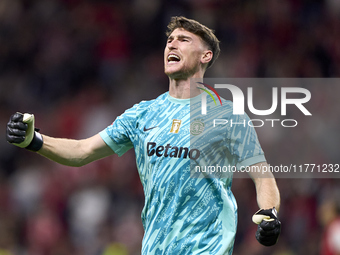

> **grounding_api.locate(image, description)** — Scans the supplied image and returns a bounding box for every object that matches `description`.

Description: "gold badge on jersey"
[170,119,181,134]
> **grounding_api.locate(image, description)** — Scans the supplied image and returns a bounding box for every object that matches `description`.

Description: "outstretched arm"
[38,134,114,167]
[6,112,114,167]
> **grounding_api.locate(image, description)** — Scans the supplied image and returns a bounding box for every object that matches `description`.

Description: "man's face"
[164,28,208,79]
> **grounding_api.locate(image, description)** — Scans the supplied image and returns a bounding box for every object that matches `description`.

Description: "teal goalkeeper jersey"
[99,92,266,254]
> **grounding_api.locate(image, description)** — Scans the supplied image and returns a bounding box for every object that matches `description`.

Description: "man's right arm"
[38,134,114,167]
[6,112,114,167]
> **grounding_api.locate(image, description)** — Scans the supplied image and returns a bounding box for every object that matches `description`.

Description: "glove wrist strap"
[25,131,43,152]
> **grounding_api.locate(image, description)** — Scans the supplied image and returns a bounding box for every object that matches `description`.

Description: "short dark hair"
[166,16,220,69]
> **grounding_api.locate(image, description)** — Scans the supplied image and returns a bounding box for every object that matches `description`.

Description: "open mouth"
[167,54,181,63]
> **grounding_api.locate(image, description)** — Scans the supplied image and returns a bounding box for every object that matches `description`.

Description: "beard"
[164,62,201,80]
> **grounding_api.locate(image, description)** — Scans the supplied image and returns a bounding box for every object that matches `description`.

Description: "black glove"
[252,207,281,246]
[6,112,43,151]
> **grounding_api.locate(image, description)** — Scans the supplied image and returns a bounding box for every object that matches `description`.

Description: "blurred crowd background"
[0,0,340,254]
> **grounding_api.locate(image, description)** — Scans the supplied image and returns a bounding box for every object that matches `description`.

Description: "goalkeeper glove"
[252,207,281,246]
[6,112,43,152]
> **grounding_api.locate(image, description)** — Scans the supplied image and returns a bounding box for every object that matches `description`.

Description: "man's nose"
[168,40,178,50]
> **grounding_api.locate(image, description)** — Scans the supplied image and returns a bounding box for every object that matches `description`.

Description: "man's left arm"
[248,162,281,246]
[249,162,280,210]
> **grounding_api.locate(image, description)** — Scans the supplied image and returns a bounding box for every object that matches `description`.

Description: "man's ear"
[201,50,213,65]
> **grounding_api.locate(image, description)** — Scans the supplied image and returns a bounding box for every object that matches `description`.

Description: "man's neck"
[168,73,204,99]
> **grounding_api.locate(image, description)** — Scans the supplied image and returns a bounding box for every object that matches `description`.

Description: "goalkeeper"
[6,16,281,254]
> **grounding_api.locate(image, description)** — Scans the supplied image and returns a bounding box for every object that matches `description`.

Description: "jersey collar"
[167,92,202,105]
